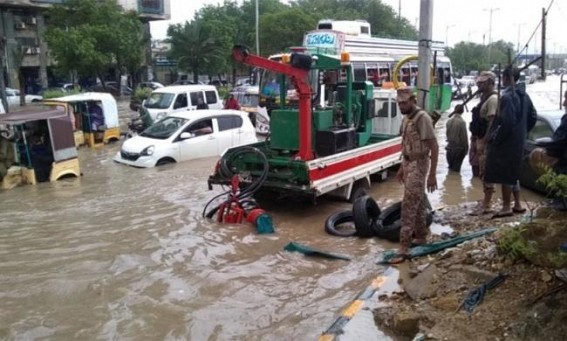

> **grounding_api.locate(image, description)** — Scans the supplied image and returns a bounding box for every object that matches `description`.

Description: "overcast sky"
[150,0,567,54]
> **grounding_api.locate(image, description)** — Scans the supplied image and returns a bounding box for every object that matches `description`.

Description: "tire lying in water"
[353,195,382,238]
[375,201,434,242]
[325,210,357,237]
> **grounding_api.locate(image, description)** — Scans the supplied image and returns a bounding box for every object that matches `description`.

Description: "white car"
[139,81,164,90]
[113,109,258,167]
[5,88,42,106]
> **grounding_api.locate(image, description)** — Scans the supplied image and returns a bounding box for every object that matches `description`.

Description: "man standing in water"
[469,71,498,215]
[446,104,469,172]
[390,88,439,264]
[484,67,527,218]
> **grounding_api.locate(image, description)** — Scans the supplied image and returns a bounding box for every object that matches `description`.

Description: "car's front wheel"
[156,158,175,166]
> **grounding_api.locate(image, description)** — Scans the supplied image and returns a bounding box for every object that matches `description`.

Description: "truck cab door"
[172,93,188,114]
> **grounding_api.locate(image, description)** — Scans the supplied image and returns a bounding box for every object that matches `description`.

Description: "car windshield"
[145,93,174,109]
[140,116,188,139]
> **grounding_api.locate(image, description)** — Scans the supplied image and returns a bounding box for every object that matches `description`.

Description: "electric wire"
[513,0,555,63]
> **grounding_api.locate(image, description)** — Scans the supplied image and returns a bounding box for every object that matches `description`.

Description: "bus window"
[379,68,390,82]
[367,66,380,86]
[353,63,367,82]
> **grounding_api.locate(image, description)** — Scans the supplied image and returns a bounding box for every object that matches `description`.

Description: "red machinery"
[231,45,314,160]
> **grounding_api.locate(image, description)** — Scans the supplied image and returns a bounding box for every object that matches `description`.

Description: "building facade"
[0,0,170,93]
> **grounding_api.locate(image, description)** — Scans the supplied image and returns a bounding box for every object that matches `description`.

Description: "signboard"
[303,31,345,54]
[138,0,164,15]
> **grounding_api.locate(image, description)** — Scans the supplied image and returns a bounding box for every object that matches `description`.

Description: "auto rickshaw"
[43,92,120,148]
[0,108,80,190]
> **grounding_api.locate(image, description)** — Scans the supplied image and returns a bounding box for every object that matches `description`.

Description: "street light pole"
[516,23,525,52]
[445,24,455,47]
[483,7,500,66]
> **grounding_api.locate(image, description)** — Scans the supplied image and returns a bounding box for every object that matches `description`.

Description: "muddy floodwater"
[1,80,557,339]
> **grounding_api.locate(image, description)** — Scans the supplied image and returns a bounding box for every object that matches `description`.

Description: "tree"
[447,40,516,75]
[166,20,227,84]
[291,0,418,39]
[259,8,317,56]
[45,0,145,89]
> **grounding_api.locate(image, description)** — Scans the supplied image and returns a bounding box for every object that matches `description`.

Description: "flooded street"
[1,76,561,340]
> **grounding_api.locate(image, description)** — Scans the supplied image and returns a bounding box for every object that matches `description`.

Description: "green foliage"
[260,8,317,56]
[167,0,418,79]
[217,86,231,100]
[537,166,567,199]
[42,88,80,99]
[547,252,567,268]
[447,40,515,75]
[134,87,152,102]
[45,0,145,82]
[497,226,537,260]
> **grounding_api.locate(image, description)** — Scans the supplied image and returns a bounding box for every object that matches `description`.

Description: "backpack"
[469,92,497,138]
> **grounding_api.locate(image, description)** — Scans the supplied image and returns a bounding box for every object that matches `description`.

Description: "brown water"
[0,101,544,340]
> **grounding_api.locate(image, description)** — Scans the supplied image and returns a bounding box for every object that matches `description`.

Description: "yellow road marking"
[318,334,335,341]
[342,299,363,318]
[370,276,386,289]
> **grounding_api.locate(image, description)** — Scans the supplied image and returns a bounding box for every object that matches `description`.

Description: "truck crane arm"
[231,45,314,160]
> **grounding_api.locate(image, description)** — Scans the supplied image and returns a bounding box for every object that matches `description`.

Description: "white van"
[143,85,222,120]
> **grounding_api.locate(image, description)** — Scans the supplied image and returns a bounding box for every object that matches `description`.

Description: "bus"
[259,20,454,112]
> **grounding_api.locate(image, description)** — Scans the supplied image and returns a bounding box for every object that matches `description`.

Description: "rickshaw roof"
[48,92,116,104]
[0,109,66,125]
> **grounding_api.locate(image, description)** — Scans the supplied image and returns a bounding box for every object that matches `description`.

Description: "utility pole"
[541,7,546,80]
[417,0,433,110]
[0,36,8,112]
[398,0,402,30]
[445,24,455,47]
[255,0,259,55]
[516,23,525,52]
[483,7,500,65]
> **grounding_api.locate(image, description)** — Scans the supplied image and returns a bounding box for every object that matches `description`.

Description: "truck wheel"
[353,195,381,238]
[349,181,368,203]
[325,210,357,237]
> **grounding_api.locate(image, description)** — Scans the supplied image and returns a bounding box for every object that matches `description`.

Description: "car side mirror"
[180,132,193,139]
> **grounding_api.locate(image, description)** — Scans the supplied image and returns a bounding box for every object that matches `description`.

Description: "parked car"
[113,109,258,168]
[172,79,204,86]
[61,83,81,92]
[519,109,564,194]
[139,81,164,90]
[89,82,132,96]
[142,84,222,121]
[452,76,478,100]
[5,88,42,106]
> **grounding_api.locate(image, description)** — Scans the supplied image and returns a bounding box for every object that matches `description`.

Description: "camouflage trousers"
[400,158,429,248]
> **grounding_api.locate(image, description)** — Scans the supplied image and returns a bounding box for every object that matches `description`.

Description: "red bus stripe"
[309,144,402,181]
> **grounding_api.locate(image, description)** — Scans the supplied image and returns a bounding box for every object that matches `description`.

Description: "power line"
[513,0,555,63]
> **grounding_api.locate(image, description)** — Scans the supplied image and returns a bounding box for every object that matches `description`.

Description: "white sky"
[151,0,567,54]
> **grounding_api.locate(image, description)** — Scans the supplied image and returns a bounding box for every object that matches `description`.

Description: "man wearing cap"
[469,71,498,215]
[446,104,469,172]
[390,88,439,264]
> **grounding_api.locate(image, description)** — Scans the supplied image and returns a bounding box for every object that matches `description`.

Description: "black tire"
[349,181,368,203]
[325,210,357,237]
[375,201,433,242]
[376,202,402,242]
[156,158,175,166]
[353,195,381,238]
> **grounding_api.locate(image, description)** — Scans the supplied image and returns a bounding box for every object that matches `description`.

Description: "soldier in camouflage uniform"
[390,88,439,264]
